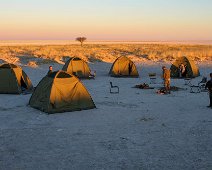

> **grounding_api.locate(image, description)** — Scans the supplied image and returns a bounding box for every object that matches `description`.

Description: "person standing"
[205,73,212,108]
[162,66,171,93]
[128,62,133,75]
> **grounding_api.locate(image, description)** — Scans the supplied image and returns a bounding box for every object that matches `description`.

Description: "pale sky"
[0,0,211,41]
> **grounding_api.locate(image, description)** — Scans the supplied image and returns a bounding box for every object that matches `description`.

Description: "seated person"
[20,77,28,92]
[182,65,187,77]
[179,63,186,78]
[89,70,96,79]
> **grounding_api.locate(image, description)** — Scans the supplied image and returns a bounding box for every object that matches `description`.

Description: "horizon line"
[0,40,212,46]
[0,39,212,42]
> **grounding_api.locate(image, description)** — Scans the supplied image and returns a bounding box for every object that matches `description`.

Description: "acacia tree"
[76,37,87,47]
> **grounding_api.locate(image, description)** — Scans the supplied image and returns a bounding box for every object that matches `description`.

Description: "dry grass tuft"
[0,44,211,65]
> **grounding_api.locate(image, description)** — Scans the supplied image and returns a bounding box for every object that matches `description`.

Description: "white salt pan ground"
[0,61,212,170]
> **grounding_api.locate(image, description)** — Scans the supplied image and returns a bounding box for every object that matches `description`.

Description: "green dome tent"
[62,57,91,79]
[0,63,33,94]
[170,56,200,78]
[29,70,95,114]
[109,56,139,77]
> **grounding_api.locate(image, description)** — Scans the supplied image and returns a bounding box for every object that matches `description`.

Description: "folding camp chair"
[198,77,207,91]
[184,78,192,86]
[190,77,207,93]
[110,82,119,94]
[88,71,96,79]
[149,73,157,84]
[190,85,201,93]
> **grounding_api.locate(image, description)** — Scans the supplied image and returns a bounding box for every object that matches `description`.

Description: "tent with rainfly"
[109,56,139,77]
[0,63,33,94]
[29,70,96,114]
[170,56,200,78]
[62,57,91,79]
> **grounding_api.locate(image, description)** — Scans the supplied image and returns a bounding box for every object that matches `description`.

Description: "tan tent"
[0,63,33,94]
[62,57,91,78]
[29,70,96,114]
[170,56,200,78]
[109,56,139,77]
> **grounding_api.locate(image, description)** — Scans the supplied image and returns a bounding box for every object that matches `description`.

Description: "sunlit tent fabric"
[170,56,200,78]
[0,63,33,94]
[62,57,91,78]
[29,70,96,114]
[109,56,139,77]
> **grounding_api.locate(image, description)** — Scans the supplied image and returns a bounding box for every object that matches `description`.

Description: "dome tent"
[0,63,33,94]
[29,70,96,114]
[62,57,91,79]
[170,56,200,78]
[109,56,139,77]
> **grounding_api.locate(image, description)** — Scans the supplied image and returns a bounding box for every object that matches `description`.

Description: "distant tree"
[76,37,87,47]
